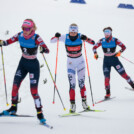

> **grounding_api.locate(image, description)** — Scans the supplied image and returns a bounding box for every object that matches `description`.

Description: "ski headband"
[22,20,34,28]
[69,26,78,33]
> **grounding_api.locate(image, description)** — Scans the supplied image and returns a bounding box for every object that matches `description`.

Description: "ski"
[59,112,80,117]
[95,96,116,104]
[125,87,134,91]
[78,109,105,113]
[40,122,53,129]
[59,109,105,117]
[0,112,34,117]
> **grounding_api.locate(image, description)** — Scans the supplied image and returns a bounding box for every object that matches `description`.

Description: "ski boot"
[2,104,17,115]
[105,88,111,99]
[129,81,134,90]
[37,108,46,124]
[69,101,76,113]
[82,98,90,110]
[105,94,111,99]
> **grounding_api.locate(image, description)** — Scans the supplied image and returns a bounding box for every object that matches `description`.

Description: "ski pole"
[83,41,95,106]
[0,46,9,106]
[121,56,134,65]
[42,53,66,111]
[53,39,59,104]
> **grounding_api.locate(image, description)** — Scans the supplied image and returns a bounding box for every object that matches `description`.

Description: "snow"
[0,0,134,133]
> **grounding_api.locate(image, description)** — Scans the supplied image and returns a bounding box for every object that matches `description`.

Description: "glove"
[40,46,49,53]
[94,53,98,60]
[80,35,87,40]
[55,32,61,38]
[115,51,121,57]
[0,40,4,47]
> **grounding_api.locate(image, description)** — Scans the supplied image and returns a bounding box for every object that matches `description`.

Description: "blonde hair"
[70,23,78,27]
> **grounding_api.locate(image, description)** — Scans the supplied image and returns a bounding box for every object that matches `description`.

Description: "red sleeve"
[35,35,48,49]
[92,39,102,54]
[51,37,57,40]
[4,33,19,46]
[86,38,95,45]
[115,38,126,52]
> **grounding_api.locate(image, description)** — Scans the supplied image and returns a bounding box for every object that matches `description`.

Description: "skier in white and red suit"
[51,23,95,113]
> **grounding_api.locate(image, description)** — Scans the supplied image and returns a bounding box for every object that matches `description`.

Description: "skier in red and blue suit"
[93,27,134,99]
[0,19,49,123]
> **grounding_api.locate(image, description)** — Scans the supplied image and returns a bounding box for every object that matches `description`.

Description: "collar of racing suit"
[69,34,78,41]
[106,35,112,42]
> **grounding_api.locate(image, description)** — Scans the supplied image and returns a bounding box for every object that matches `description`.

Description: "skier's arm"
[80,34,95,45]
[92,40,102,60]
[0,33,20,46]
[35,35,49,53]
[115,38,126,53]
[50,33,66,43]
[86,38,95,45]
[115,38,126,57]
[92,40,102,54]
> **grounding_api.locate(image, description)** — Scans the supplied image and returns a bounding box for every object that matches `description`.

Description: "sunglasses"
[22,27,32,31]
[104,30,112,34]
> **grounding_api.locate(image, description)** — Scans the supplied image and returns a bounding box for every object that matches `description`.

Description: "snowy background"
[0,0,134,133]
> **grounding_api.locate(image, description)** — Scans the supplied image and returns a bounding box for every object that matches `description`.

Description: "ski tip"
[95,110,106,112]
[52,101,55,104]
[93,104,95,107]
[41,122,53,129]
[64,108,66,111]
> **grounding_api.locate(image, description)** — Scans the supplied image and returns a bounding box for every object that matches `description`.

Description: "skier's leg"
[113,58,134,89]
[68,71,76,113]
[67,58,76,113]
[77,60,86,99]
[77,58,90,110]
[29,59,46,122]
[68,71,76,102]
[103,59,111,98]
[4,59,28,115]
[12,67,27,104]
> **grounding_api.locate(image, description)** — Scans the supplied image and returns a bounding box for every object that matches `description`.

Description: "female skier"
[0,19,49,123]
[93,27,134,98]
[51,23,95,113]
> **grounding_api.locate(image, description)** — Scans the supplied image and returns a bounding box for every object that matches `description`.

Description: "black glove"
[40,46,49,53]
[80,35,87,40]
[55,32,61,38]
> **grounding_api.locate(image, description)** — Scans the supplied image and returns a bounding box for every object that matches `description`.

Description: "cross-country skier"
[0,19,49,123]
[93,27,134,99]
[50,23,95,113]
